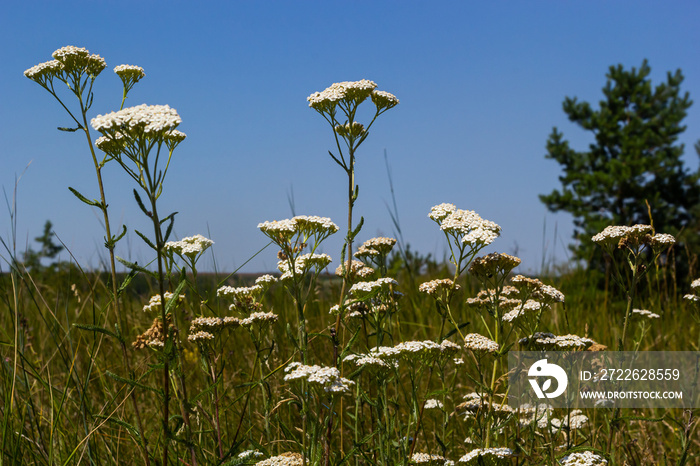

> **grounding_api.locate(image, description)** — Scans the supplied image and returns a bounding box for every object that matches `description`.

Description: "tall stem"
[79,99,151,465]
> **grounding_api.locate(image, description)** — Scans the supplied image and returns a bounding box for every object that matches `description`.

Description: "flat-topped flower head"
[423,399,444,410]
[464,333,499,354]
[334,121,365,138]
[419,278,459,298]
[95,132,126,156]
[188,330,214,343]
[86,54,107,77]
[258,219,297,242]
[551,409,589,432]
[538,284,565,303]
[91,104,182,139]
[238,450,263,460]
[457,392,513,419]
[163,129,187,151]
[217,284,263,300]
[518,403,554,428]
[469,252,521,279]
[278,253,332,280]
[307,79,378,112]
[255,274,278,290]
[691,278,700,290]
[591,225,631,245]
[372,90,400,111]
[24,60,65,84]
[410,453,448,465]
[355,237,397,258]
[165,234,213,261]
[349,277,398,298]
[502,299,543,323]
[520,333,595,350]
[651,233,675,248]
[190,316,240,333]
[430,205,501,249]
[560,451,608,466]
[256,453,304,466]
[259,215,338,247]
[429,203,457,222]
[240,312,278,328]
[52,46,91,72]
[114,64,145,84]
[284,363,354,395]
[632,308,660,319]
[458,448,513,465]
[143,291,185,312]
[336,260,374,280]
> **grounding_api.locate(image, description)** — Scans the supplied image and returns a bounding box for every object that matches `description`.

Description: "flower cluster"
[217,283,266,313]
[114,64,145,89]
[517,404,553,429]
[423,399,444,410]
[519,332,596,350]
[143,291,186,312]
[592,224,675,252]
[335,260,374,280]
[468,253,521,279]
[355,237,397,258]
[24,60,65,84]
[550,409,589,432]
[631,308,660,319]
[430,204,501,248]
[559,451,608,466]
[419,278,459,297]
[348,277,399,297]
[237,450,263,460]
[92,104,182,139]
[255,453,304,466]
[278,253,332,280]
[457,392,513,419]
[284,363,354,395]
[25,45,107,86]
[501,299,543,323]
[457,448,513,465]
[410,453,450,465]
[511,275,565,304]
[369,340,460,366]
[308,80,380,111]
[240,312,278,328]
[165,234,213,261]
[463,333,499,354]
[189,316,240,336]
[258,215,338,250]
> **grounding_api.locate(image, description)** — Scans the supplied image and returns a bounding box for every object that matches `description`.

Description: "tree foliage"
[540,60,700,268]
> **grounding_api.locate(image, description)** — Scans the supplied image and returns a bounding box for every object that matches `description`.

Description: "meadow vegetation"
[1,46,699,466]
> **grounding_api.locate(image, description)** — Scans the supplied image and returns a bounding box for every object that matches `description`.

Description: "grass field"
[3,47,699,466]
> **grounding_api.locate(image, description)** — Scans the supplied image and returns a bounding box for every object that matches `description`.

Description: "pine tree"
[540,60,699,268]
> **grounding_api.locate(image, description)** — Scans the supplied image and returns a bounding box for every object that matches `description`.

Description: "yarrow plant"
[18,47,696,466]
[307,79,398,337]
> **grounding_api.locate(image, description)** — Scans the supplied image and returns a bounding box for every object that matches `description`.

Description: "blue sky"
[2,1,700,274]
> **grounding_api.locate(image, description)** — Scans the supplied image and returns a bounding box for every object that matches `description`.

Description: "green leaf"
[134,229,157,251]
[116,256,158,279]
[133,189,150,217]
[117,267,138,296]
[72,323,123,343]
[68,187,102,208]
[444,322,470,340]
[350,216,364,240]
[106,371,163,397]
[163,212,177,242]
[57,126,80,132]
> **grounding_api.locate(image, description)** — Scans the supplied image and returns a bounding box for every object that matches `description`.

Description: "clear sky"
[2,1,700,274]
